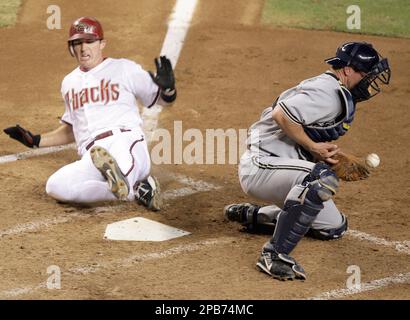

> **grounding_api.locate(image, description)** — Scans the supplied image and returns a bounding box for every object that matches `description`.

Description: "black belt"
[86,129,131,151]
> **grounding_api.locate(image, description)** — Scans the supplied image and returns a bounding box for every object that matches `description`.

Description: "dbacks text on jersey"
[64,79,120,111]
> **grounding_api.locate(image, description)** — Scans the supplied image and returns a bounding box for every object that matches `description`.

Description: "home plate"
[104,217,191,241]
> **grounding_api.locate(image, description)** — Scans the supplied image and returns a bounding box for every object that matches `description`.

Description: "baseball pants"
[238,149,344,231]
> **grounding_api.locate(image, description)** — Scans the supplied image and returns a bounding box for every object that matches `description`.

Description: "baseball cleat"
[256,249,306,281]
[224,203,275,234]
[90,146,129,201]
[224,203,259,223]
[134,175,162,211]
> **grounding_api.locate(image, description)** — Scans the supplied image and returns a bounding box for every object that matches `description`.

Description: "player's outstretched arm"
[272,106,339,164]
[148,56,177,106]
[39,123,75,147]
[4,123,74,148]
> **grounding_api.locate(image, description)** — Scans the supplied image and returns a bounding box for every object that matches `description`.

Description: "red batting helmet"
[67,17,104,56]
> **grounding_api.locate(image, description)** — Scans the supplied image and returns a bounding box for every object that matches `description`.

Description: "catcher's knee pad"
[304,163,339,204]
[304,162,333,182]
[307,214,348,241]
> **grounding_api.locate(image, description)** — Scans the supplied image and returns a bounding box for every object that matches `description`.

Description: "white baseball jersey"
[61,58,159,155]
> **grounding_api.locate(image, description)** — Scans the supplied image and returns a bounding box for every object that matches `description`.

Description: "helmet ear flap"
[68,42,75,57]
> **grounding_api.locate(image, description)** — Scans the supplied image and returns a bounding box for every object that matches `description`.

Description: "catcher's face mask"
[350,58,391,103]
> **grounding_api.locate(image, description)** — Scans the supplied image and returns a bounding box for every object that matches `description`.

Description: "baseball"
[365,153,380,168]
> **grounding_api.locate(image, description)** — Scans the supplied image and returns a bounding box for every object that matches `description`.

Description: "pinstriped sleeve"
[277,83,340,126]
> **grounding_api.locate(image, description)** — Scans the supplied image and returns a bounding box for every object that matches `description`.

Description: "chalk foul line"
[0,237,235,298]
[309,272,410,300]
[0,144,76,164]
[0,173,220,238]
[347,229,410,255]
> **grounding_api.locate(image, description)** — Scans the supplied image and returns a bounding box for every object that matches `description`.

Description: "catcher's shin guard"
[270,164,339,254]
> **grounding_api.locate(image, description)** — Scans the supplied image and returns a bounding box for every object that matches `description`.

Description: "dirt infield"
[0,0,409,300]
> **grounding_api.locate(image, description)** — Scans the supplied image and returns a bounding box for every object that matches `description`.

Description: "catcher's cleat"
[90,146,129,201]
[134,175,162,211]
[224,202,260,223]
[256,248,306,281]
[224,203,258,222]
[224,203,280,234]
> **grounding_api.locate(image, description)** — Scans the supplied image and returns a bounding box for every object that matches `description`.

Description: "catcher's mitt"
[331,153,370,181]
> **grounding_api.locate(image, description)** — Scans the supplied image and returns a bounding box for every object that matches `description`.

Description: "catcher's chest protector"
[304,86,356,142]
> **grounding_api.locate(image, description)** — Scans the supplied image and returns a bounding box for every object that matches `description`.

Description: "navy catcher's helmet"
[325,42,380,73]
[326,42,391,102]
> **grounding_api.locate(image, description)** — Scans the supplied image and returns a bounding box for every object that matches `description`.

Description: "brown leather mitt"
[331,153,370,181]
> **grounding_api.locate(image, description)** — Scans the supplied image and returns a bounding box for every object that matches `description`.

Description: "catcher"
[224,42,391,280]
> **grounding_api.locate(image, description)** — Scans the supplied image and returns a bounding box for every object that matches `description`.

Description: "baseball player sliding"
[225,42,391,280]
[4,17,176,211]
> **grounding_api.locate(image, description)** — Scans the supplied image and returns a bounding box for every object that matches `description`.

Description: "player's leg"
[225,151,313,232]
[46,130,149,204]
[234,152,341,279]
[240,154,314,204]
[89,145,130,200]
[257,162,339,280]
[46,152,117,203]
[225,201,348,240]
[102,129,162,210]
[101,131,150,199]
[228,152,347,239]
[306,200,348,240]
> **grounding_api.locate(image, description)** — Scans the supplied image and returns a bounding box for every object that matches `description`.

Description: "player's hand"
[309,142,340,164]
[3,124,41,148]
[148,56,175,91]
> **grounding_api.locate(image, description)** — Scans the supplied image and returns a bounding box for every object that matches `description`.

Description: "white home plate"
[104,217,191,241]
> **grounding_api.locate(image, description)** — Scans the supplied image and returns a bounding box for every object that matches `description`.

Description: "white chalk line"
[0,216,72,237]
[160,0,198,68]
[309,272,410,300]
[142,0,198,143]
[347,229,410,255]
[0,144,76,164]
[0,173,220,238]
[1,284,46,298]
[69,237,234,274]
[0,237,235,298]
[308,230,410,299]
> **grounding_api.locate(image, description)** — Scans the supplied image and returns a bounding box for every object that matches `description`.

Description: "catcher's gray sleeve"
[278,75,342,126]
